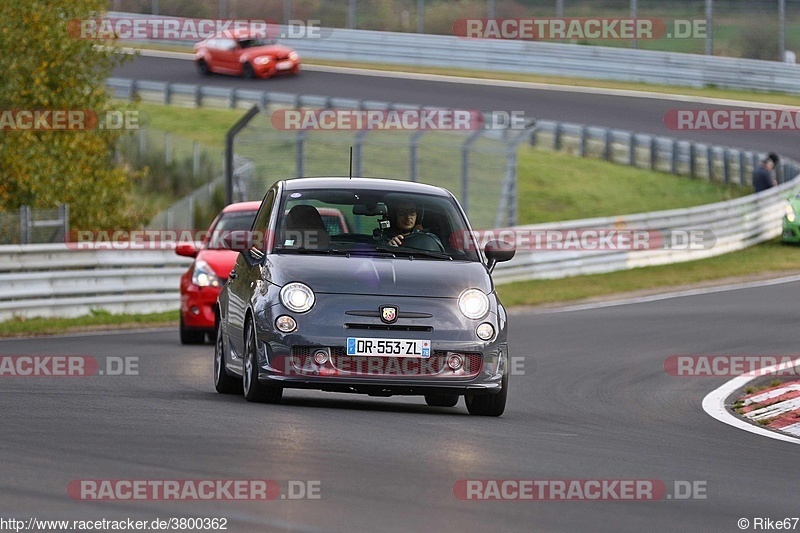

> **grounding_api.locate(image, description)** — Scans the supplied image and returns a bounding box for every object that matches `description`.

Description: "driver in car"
[385,200,443,249]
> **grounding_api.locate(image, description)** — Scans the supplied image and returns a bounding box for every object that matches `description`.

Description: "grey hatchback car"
[214,177,515,416]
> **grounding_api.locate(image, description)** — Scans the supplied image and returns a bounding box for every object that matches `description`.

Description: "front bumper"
[180,282,221,331]
[251,292,508,396]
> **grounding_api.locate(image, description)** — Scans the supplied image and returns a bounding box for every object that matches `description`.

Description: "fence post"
[165,133,172,165]
[296,130,307,177]
[578,125,586,157]
[739,151,747,186]
[604,128,612,161]
[689,143,697,178]
[60,204,69,242]
[409,130,425,182]
[19,205,31,245]
[554,122,562,151]
[723,149,731,184]
[671,139,678,175]
[628,132,635,166]
[193,141,200,179]
[461,130,484,217]
[649,136,657,170]
[706,146,714,181]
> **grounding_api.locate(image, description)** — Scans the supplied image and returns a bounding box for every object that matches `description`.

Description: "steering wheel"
[402,232,446,253]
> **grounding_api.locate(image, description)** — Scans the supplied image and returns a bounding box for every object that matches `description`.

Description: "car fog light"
[476,323,495,340]
[313,349,329,365]
[447,354,464,370]
[275,315,297,333]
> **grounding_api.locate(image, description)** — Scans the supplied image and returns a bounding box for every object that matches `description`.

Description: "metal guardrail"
[2,177,796,320]
[0,246,191,321]
[107,11,800,94]
[493,180,797,283]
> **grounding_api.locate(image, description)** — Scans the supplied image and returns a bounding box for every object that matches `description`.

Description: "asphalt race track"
[115,55,800,160]
[3,56,796,532]
[3,280,800,532]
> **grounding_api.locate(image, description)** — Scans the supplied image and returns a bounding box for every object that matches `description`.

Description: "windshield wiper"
[372,245,452,260]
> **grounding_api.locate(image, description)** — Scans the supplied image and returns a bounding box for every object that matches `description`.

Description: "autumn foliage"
[0,0,136,229]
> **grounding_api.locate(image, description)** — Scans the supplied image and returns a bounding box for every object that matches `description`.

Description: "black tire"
[214,320,242,394]
[465,368,508,417]
[425,394,459,407]
[197,59,210,76]
[242,319,282,403]
[242,62,255,79]
[179,316,206,345]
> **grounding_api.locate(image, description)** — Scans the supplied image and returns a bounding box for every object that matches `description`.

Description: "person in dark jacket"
[753,152,780,192]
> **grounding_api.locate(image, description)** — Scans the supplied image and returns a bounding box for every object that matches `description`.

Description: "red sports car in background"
[193,29,301,79]
[176,202,349,344]
[176,201,262,344]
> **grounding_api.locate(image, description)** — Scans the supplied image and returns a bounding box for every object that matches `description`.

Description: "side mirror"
[175,242,199,258]
[484,239,515,273]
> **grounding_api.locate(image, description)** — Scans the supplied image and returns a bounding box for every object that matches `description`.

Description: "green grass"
[496,238,800,307]
[132,102,748,226]
[0,310,179,338]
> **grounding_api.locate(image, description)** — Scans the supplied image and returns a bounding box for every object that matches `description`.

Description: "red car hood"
[240,44,295,59]
[196,249,240,279]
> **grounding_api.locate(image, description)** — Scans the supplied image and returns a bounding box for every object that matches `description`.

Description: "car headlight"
[254,56,272,65]
[280,282,315,313]
[458,289,489,320]
[191,259,222,288]
[786,204,797,223]
[288,51,299,61]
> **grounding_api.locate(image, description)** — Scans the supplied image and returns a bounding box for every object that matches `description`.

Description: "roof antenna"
[349,146,353,179]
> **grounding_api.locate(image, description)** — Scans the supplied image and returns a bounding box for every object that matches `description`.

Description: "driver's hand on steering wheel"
[388,234,405,247]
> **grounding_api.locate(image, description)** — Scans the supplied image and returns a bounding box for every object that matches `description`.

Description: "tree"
[0,0,136,230]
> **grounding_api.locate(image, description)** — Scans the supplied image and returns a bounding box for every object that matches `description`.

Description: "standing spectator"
[753,152,780,192]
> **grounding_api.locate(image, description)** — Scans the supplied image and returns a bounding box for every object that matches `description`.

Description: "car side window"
[251,189,276,254]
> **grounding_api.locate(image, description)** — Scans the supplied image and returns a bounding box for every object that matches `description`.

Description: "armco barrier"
[0,245,191,321]
[1,178,796,320]
[107,11,800,94]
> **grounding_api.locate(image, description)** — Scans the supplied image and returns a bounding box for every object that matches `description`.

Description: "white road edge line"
[702,357,800,446]
[126,47,800,110]
[512,274,800,315]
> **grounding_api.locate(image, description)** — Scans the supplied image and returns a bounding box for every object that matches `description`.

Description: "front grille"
[289,347,482,378]
[345,323,433,332]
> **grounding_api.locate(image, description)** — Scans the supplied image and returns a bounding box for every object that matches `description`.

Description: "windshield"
[206,210,258,249]
[274,187,480,262]
[238,38,277,48]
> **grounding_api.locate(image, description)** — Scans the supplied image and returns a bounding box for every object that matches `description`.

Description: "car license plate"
[276,61,293,70]
[347,337,430,358]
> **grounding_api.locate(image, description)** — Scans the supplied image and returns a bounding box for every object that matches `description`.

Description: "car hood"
[241,44,295,59]
[265,254,492,298]
[197,249,240,279]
